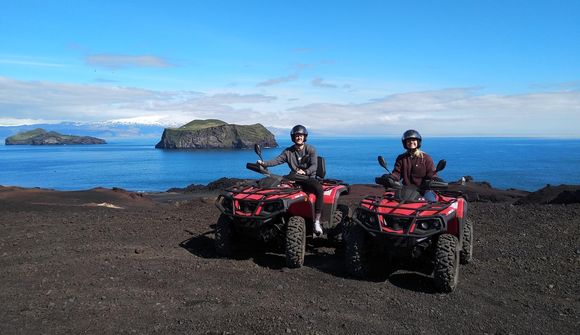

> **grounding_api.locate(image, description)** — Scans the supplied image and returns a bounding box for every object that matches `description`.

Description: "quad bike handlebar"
[246,162,270,175]
[375,174,402,189]
[375,173,448,191]
[422,179,448,189]
[246,162,311,187]
[375,154,449,192]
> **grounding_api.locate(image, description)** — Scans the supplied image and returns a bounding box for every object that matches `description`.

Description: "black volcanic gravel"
[0,186,578,334]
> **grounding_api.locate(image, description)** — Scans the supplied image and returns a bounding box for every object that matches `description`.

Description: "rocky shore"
[0,180,578,334]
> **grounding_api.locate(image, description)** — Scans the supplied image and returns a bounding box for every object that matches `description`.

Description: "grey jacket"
[262,144,318,177]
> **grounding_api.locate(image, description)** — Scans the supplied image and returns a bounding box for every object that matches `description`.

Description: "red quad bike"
[344,156,473,292]
[215,145,350,268]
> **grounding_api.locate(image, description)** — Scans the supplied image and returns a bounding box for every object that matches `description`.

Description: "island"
[4,128,107,145]
[155,119,278,149]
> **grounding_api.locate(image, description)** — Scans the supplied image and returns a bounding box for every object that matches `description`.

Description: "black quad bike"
[215,145,350,268]
[344,156,473,292]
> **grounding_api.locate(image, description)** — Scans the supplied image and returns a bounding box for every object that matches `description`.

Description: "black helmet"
[401,129,422,149]
[290,125,308,142]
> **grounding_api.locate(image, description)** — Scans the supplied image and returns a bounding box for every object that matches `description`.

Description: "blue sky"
[1,0,579,136]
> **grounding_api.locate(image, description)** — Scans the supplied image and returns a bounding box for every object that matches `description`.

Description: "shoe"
[314,220,323,236]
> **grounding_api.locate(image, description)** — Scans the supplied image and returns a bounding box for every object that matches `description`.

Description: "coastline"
[2,178,579,207]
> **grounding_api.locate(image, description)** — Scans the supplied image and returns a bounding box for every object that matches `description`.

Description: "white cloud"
[1,76,578,136]
[256,73,299,87]
[85,54,173,70]
[287,88,580,136]
[0,58,69,68]
[529,81,580,89]
[0,117,61,126]
[311,77,338,88]
[0,76,278,127]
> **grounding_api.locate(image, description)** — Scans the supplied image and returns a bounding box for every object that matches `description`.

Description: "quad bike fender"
[215,193,234,214]
[446,198,467,237]
[286,195,314,219]
[289,184,349,225]
[320,185,350,225]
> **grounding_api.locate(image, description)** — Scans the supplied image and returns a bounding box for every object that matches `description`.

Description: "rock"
[447,180,529,203]
[155,119,277,149]
[5,128,106,145]
[514,184,580,205]
[166,177,251,193]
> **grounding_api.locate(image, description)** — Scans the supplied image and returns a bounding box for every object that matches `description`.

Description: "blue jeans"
[424,190,437,202]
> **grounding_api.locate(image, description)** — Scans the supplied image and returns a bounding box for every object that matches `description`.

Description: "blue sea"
[1,137,579,192]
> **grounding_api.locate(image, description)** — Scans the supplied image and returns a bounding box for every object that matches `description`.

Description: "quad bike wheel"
[460,219,474,264]
[327,204,350,243]
[434,234,460,293]
[215,214,233,257]
[344,219,368,278]
[286,216,306,268]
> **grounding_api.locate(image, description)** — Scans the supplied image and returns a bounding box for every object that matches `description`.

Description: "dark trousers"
[296,178,323,214]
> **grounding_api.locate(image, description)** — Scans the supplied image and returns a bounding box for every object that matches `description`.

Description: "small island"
[155,119,278,149]
[5,128,106,145]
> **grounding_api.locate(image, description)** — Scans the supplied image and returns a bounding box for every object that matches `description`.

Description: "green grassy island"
[5,128,106,145]
[155,119,278,149]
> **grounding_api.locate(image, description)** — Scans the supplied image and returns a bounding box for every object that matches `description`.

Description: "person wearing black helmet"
[391,129,439,201]
[257,125,324,236]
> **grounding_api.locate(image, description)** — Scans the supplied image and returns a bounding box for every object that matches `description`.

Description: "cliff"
[5,128,106,145]
[155,119,278,149]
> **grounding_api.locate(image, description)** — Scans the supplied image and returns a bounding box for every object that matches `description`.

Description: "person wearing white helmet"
[257,125,324,236]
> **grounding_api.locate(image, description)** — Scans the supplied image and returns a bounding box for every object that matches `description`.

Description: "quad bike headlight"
[262,200,284,214]
[221,197,233,213]
[238,200,259,214]
[355,209,380,230]
[415,218,442,233]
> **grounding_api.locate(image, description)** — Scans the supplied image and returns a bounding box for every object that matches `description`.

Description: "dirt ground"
[0,185,578,334]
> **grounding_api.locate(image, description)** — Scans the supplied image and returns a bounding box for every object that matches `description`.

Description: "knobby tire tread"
[286,216,306,268]
[434,234,459,293]
[215,214,233,257]
[460,219,474,264]
[344,220,367,278]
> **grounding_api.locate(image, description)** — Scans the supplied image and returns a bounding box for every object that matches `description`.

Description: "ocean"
[1,137,579,192]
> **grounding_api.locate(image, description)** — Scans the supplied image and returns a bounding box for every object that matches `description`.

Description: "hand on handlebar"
[296,169,306,175]
[257,160,264,166]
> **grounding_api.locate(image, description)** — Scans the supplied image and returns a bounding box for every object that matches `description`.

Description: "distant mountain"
[0,122,165,142]
[155,119,278,149]
[5,128,106,145]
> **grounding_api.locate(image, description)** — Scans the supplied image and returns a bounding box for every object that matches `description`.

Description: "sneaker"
[314,220,323,236]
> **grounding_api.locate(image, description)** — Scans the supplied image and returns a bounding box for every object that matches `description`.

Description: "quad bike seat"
[316,156,326,179]
[316,156,347,187]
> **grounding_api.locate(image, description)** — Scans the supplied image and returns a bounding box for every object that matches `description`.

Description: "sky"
[1,0,579,137]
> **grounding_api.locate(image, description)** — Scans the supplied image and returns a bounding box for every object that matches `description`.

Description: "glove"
[383,173,395,182]
[257,160,264,166]
[433,177,444,182]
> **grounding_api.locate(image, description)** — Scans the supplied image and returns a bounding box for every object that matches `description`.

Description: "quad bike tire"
[434,234,460,293]
[285,216,306,268]
[327,204,349,243]
[460,219,474,264]
[215,214,233,257]
[344,220,368,278]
